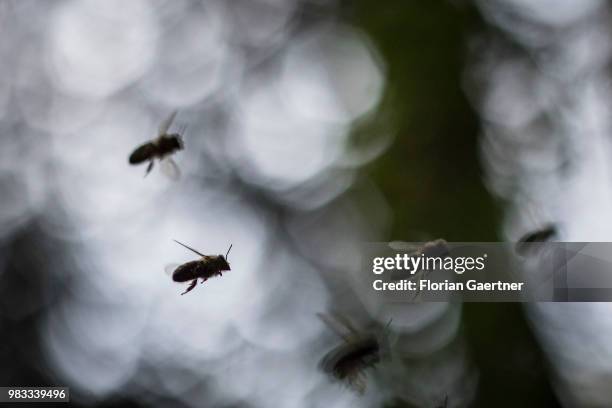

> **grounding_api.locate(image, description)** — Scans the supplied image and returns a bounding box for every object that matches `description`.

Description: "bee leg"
[144,160,154,177]
[181,279,198,295]
[200,277,208,284]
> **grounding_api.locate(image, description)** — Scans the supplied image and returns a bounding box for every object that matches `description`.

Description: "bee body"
[155,134,183,158]
[419,238,449,258]
[172,257,230,283]
[128,111,184,177]
[129,135,183,163]
[318,313,390,394]
[168,240,232,295]
[128,142,157,165]
[390,238,449,282]
[515,224,557,256]
[518,225,556,245]
[320,335,380,386]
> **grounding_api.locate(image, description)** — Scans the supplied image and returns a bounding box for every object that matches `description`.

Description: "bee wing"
[388,241,421,252]
[317,313,355,342]
[329,312,361,336]
[319,344,347,373]
[351,374,367,394]
[160,157,181,181]
[158,110,178,136]
[421,239,449,257]
[437,396,449,408]
[164,263,181,275]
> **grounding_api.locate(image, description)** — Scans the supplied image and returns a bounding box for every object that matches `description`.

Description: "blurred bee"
[317,313,391,394]
[515,224,557,257]
[390,238,449,281]
[415,238,449,259]
[166,240,232,295]
[436,396,449,408]
[129,111,184,179]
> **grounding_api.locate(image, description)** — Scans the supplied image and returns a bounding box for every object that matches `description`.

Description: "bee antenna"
[382,319,393,336]
[225,244,233,260]
[173,239,206,257]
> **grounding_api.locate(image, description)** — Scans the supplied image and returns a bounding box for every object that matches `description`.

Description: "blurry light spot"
[232,24,384,189]
[48,0,158,98]
[139,3,229,107]
[227,0,295,47]
[17,87,104,135]
[213,349,325,408]
[280,24,384,124]
[235,82,347,188]
[499,0,603,26]
[277,170,355,211]
[0,78,10,121]
[0,161,47,240]
[480,60,543,129]
[45,302,140,397]
[15,40,103,134]
[237,250,329,350]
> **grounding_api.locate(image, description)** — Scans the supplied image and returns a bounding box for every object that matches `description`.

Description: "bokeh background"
[1,0,611,406]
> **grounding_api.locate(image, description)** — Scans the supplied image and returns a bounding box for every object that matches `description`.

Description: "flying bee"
[436,396,449,408]
[390,238,449,282]
[409,239,450,301]
[129,111,184,179]
[411,238,449,267]
[515,224,557,257]
[166,240,232,295]
[318,313,391,394]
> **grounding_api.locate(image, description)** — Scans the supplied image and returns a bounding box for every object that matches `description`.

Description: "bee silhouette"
[318,313,391,394]
[390,238,449,281]
[515,224,557,257]
[418,238,449,258]
[129,111,184,179]
[436,396,449,408]
[167,240,232,295]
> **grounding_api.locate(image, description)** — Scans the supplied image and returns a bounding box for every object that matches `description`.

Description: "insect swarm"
[128,111,184,179]
[317,313,390,394]
[168,240,232,295]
